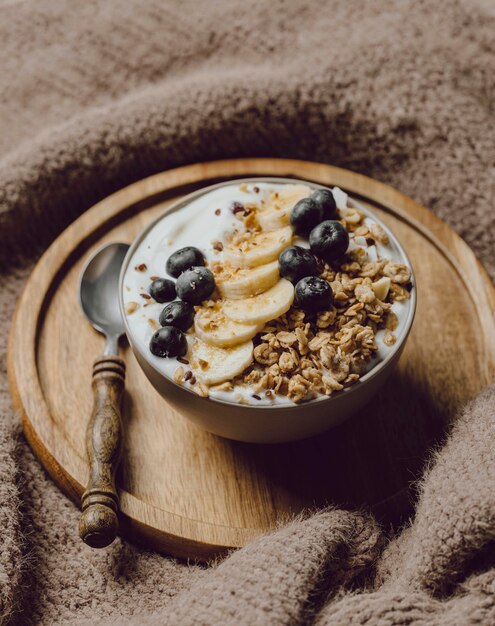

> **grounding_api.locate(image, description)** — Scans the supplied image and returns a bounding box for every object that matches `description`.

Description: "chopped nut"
[389,283,410,301]
[211,262,224,274]
[383,330,397,346]
[194,381,209,397]
[173,366,185,383]
[244,212,257,229]
[233,392,251,405]
[385,311,399,331]
[210,381,233,392]
[354,225,369,237]
[344,373,360,384]
[341,208,362,225]
[369,223,389,245]
[212,241,224,252]
[135,263,147,272]
[126,301,139,315]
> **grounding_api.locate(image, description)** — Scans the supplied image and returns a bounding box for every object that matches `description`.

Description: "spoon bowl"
[80,242,129,354]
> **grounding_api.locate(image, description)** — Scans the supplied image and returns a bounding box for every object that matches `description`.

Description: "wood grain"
[8,158,495,562]
[79,356,125,548]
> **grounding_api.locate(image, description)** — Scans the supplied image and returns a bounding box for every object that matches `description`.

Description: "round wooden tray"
[8,159,495,562]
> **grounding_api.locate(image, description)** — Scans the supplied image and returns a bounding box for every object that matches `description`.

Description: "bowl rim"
[119,176,417,411]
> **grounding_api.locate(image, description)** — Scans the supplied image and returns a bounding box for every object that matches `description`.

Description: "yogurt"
[122,181,412,406]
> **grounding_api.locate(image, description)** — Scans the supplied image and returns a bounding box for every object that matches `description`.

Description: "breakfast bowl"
[119,177,416,443]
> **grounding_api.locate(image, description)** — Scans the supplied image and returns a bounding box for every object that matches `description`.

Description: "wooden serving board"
[8,159,495,562]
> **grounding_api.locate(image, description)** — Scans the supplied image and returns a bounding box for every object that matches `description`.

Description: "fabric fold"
[377,385,495,596]
[0,1,494,624]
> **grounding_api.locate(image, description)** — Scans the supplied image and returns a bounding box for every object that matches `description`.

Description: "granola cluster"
[232,251,411,403]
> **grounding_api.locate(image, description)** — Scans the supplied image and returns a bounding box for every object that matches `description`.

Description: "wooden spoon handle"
[79,355,125,548]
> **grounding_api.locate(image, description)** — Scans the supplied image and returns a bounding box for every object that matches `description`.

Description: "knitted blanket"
[0,1,494,624]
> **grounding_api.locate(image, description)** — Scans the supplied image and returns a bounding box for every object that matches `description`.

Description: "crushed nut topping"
[173,366,185,383]
[126,301,139,315]
[369,223,390,245]
[232,255,410,403]
[194,381,209,397]
[383,330,397,346]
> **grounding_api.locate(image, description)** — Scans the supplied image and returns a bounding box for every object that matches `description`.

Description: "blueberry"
[309,220,349,262]
[290,198,323,235]
[159,300,195,331]
[278,246,318,284]
[175,266,215,304]
[149,278,176,303]
[295,276,333,313]
[312,188,337,220]
[149,326,187,358]
[166,247,205,278]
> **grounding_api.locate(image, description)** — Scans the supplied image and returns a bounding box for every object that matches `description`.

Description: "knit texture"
[0,1,494,624]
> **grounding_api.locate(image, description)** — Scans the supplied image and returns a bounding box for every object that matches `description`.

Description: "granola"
[232,252,410,403]
[123,181,413,406]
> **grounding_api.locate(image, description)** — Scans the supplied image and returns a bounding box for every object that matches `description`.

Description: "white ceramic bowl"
[119,178,416,443]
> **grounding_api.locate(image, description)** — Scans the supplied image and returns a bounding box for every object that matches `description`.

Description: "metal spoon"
[78,242,129,548]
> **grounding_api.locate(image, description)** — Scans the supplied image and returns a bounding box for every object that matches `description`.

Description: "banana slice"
[223,279,294,325]
[258,184,312,231]
[224,226,293,268]
[215,260,280,300]
[194,305,260,348]
[189,338,254,385]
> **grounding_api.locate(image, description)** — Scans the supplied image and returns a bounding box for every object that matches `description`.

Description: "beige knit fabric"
[1,1,494,624]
